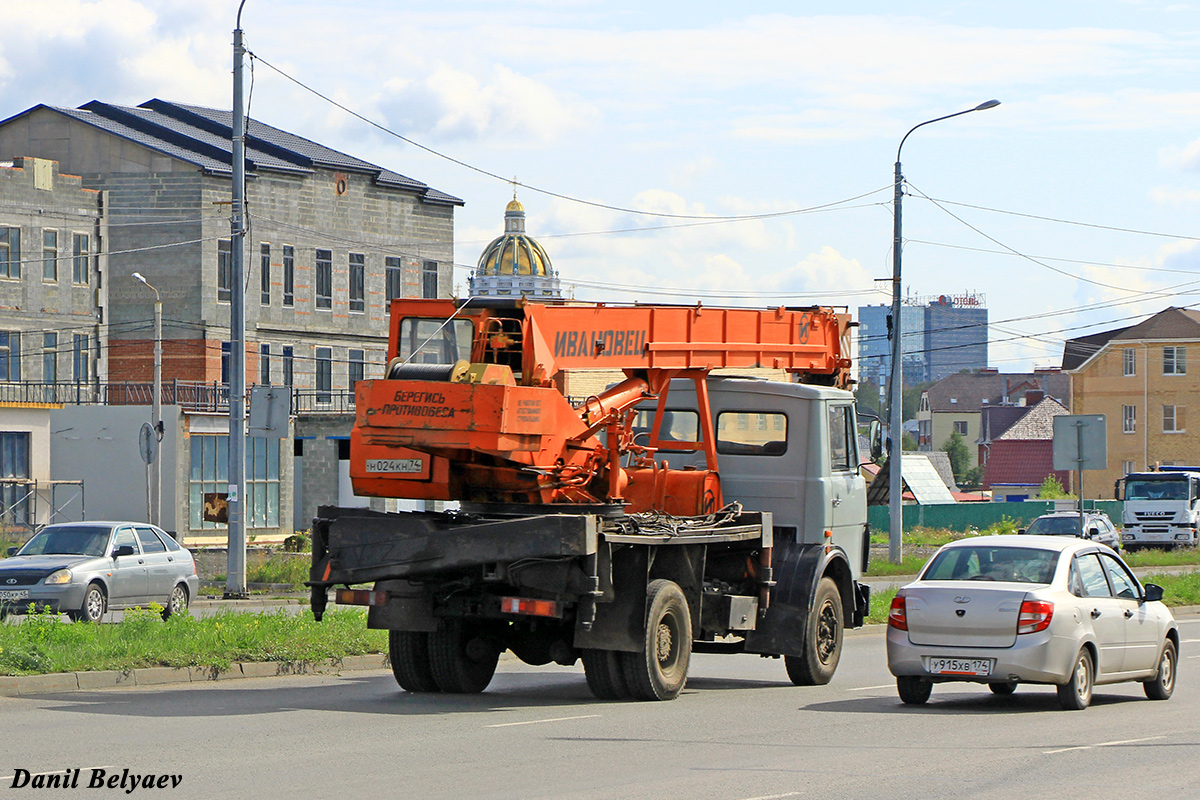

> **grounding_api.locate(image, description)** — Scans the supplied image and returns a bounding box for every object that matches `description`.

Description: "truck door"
[826,402,866,564]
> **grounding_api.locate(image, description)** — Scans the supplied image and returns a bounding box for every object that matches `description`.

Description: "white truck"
[1115,467,1200,550]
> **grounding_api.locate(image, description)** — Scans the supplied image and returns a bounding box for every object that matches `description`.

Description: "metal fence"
[0,381,357,416]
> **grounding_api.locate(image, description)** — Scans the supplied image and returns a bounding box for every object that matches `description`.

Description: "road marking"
[1044,736,1162,755]
[0,767,112,782]
[847,684,893,691]
[484,714,600,728]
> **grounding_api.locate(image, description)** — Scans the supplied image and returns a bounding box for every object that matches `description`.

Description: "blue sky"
[5,0,1200,375]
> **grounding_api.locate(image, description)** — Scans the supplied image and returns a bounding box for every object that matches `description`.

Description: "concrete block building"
[0,99,461,537]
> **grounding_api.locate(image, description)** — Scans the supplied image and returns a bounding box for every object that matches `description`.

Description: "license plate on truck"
[0,589,29,602]
[924,656,994,676]
[365,458,424,473]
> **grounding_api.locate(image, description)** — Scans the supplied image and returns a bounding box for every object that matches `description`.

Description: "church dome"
[469,196,562,299]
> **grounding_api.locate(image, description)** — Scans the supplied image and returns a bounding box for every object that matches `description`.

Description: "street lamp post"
[132,272,162,528]
[889,99,1000,564]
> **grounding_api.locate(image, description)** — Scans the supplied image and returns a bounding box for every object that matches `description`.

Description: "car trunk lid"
[902,582,1028,648]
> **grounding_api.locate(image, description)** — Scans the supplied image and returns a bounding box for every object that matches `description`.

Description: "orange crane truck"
[310,297,875,700]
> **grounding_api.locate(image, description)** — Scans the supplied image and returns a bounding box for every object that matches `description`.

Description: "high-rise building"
[857,292,988,386]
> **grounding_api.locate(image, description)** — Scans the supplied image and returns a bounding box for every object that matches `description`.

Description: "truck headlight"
[1175,533,1191,540]
[44,568,73,585]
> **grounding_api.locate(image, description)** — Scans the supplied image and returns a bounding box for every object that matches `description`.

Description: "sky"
[4,0,1200,378]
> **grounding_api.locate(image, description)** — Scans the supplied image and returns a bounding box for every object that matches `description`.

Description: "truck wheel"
[582,649,631,700]
[429,620,500,693]
[621,579,692,701]
[388,630,440,693]
[784,576,843,686]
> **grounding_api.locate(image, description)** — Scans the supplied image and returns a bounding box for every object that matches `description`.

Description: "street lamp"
[132,272,162,528]
[888,99,1000,564]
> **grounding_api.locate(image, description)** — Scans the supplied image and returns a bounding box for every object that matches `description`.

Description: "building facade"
[1064,307,1200,497]
[858,292,987,387]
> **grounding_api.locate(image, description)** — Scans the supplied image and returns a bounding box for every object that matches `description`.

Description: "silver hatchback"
[0,521,199,622]
[886,535,1177,710]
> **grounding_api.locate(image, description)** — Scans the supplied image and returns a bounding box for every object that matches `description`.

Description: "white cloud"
[1151,185,1200,203]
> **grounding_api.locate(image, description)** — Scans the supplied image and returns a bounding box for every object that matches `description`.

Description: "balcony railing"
[0,381,357,416]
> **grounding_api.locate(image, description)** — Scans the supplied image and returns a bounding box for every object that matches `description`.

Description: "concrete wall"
[0,406,53,527]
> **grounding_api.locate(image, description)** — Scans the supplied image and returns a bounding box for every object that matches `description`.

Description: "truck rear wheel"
[388,630,440,693]
[582,649,631,700]
[429,620,500,694]
[621,579,692,701]
[784,576,843,686]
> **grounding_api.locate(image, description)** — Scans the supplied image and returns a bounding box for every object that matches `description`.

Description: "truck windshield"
[398,319,473,365]
[1126,479,1190,501]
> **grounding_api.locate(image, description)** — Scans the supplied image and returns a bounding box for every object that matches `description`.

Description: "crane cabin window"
[716,411,787,456]
[397,319,474,365]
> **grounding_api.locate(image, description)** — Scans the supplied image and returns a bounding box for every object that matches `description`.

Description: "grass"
[0,529,26,559]
[0,605,385,676]
[1121,546,1200,568]
[211,553,310,589]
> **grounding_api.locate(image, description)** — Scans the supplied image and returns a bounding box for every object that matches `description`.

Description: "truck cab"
[1117,470,1200,550]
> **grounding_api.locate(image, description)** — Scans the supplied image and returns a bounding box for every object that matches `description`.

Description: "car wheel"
[1057,648,1094,710]
[161,584,189,620]
[785,576,844,686]
[1144,639,1177,701]
[621,579,692,701]
[77,583,106,624]
[988,682,1017,696]
[897,676,932,705]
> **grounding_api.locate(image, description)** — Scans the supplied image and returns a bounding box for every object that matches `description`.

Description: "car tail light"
[1017,600,1053,634]
[887,595,907,630]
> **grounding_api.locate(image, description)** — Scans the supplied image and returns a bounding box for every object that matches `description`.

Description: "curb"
[0,654,389,698]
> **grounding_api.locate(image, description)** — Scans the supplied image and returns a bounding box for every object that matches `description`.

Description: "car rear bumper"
[887,627,1081,685]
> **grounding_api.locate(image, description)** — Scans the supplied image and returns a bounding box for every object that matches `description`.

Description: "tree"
[1037,474,1072,499]
[941,431,971,484]
[960,465,984,490]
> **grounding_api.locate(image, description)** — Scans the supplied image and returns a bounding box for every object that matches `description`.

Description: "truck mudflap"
[741,536,865,657]
[309,506,598,587]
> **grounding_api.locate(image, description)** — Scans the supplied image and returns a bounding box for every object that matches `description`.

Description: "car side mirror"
[5,546,16,557]
[113,545,135,558]
[1017,528,1026,535]
[1143,583,1164,603]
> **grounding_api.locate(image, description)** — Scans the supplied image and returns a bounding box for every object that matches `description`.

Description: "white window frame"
[1164,346,1186,376]
[1163,404,1185,434]
[1122,405,1136,434]
[1123,348,1136,377]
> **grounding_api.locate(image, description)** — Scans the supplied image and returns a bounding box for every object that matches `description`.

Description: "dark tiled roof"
[983,440,1069,490]
[1063,308,1200,372]
[994,397,1069,440]
[0,99,463,206]
[924,371,1070,413]
[980,405,1028,442]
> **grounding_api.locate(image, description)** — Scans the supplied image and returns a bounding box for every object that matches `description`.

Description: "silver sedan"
[0,521,199,622]
[886,534,1177,710]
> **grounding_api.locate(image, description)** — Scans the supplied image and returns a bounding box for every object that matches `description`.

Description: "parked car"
[1019,510,1121,549]
[0,521,199,622]
[886,535,1177,710]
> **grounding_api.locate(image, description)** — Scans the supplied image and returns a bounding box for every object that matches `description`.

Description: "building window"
[0,332,20,381]
[72,333,87,382]
[217,240,232,303]
[42,229,58,281]
[43,332,56,383]
[1163,404,1185,434]
[221,341,231,385]
[282,345,293,387]
[260,243,271,305]
[0,227,19,278]
[422,260,438,299]
[0,432,31,525]
[189,435,280,529]
[1122,404,1136,434]
[315,249,332,309]
[349,349,364,392]
[316,347,332,403]
[72,233,89,285]
[282,245,294,307]
[1164,346,1186,375]
[953,421,968,435]
[349,253,365,313]
[1122,460,1135,475]
[386,256,403,304]
[1123,348,1136,377]
[259,344,270,385]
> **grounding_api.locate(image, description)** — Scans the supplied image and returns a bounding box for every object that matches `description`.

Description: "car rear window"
[1027,516,1079,535]
[922,546,1059,584]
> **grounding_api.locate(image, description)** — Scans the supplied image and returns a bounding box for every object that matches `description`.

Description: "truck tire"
[429,620,500,694]
[784,576,843,686]
[621,579,692,701]
[582,649,631,700]
[388,630,440,693]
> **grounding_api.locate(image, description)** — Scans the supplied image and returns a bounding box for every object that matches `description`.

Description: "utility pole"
[225,0,249,599]
[132,272,162,528]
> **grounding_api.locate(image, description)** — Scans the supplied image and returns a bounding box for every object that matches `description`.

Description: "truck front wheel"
[388,630,440,693]
[429,620,500,693]
[621,579,692,701]
[784,576,844,686]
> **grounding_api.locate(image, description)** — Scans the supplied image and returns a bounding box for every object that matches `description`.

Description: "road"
[5,617,1200,800]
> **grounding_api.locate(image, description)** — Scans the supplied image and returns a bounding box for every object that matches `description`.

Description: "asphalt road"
[5,615,1200,800]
